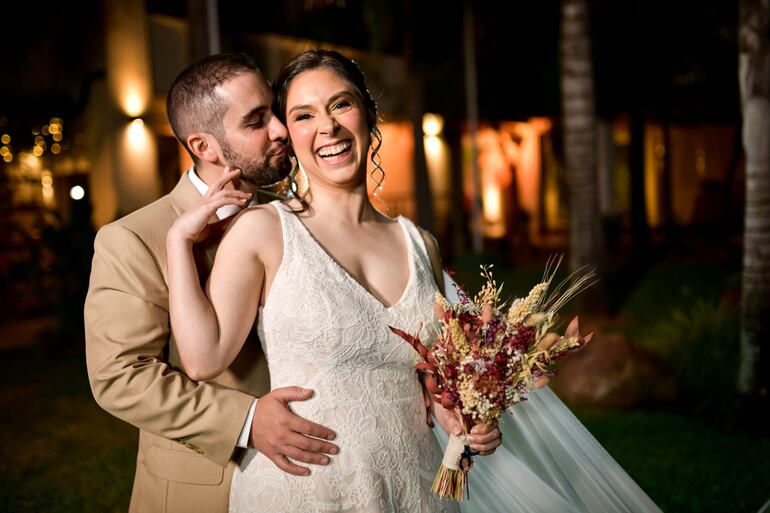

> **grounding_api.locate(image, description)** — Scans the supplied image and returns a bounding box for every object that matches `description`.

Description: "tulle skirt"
[433,386,663,513]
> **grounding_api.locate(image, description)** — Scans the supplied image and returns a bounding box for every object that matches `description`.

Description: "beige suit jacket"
[85,174,270,513]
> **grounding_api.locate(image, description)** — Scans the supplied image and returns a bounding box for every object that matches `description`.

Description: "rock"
[549,330,678,407]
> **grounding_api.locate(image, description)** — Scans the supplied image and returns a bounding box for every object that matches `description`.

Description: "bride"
[166,49,499,513]
[167,49,663,513]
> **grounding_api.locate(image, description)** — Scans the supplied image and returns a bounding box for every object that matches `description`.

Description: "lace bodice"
[229,201,457,513]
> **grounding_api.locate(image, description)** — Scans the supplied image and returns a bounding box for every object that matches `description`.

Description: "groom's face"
[216,72,292,188]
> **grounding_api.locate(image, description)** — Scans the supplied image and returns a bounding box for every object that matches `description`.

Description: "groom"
[85,53,338,513]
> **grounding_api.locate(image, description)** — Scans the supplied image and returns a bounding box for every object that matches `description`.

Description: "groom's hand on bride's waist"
[249,386,338,476]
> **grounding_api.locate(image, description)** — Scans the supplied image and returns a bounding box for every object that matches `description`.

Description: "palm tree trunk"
[463,0,484,254]
[188,0,220,60]
[560,0,604,273]
[403,1,435,233]
[737,0,770,394]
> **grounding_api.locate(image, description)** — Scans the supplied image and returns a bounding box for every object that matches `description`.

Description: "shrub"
[643,298,739,403]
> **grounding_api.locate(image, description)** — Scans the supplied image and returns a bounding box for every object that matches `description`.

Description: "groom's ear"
[187,132,220,164]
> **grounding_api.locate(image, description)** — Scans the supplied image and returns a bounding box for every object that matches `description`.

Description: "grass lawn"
[575,405,770,513]
[1,343,768,513]
[0,347,136,513]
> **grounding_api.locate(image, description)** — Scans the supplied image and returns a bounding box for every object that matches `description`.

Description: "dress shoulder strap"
[396,216,437,286]
[268,200,305,258]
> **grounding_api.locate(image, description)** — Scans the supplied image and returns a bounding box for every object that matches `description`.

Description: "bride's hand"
[431,401,502,456]
[467,421,502,456]
[168,167,251,245]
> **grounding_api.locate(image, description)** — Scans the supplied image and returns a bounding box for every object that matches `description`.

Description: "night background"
[1,1,769,512]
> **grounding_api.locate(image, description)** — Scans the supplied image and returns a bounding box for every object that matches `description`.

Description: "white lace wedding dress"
[229,201,458,513]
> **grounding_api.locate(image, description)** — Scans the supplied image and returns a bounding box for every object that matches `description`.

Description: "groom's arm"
[85,223,253,467]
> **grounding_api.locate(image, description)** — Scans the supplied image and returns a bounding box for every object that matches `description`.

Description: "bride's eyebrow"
[287,90,353,116]
[327,91,354,105]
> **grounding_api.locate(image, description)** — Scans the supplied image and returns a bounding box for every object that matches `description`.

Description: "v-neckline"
[286,207,414,310]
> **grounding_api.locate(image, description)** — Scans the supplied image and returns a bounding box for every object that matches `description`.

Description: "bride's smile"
[285,67,371,191]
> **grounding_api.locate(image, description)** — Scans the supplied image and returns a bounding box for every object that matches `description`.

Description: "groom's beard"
[221,142,292,188]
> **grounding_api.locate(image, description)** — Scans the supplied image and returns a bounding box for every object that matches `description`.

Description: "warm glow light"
[32,146,44,156]
[48,123,61,135]
[41,171,55,206]
[3,154,12,163]
[51,143,61,154]
[424,135,442,156]
[0,147,8,156]
[1,134,9,144]
[422,113,444,137]
[70,185,85,200]
[695,148,706,176]
[483,184,503,223]
[42,125,50,136]
[35,136,44,145]
[483,183,505,238]
[124,91,144,117]
[52,132,62,141]
[127,118,147,146]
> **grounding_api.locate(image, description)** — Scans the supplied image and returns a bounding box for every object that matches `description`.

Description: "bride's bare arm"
[168,204,279,381]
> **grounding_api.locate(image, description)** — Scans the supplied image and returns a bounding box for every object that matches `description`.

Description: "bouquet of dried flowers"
[390,258,596,501]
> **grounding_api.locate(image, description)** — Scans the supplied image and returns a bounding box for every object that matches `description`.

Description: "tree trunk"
[403,2,434,232]
[629,110,648,252]
[187,0,220,60]
[409,70,435,232]
[560,0,604,274]
[738,0,770,395]
[464,0,484,254]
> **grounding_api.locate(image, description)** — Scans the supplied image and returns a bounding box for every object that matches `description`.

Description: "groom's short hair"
[166,53,262,160]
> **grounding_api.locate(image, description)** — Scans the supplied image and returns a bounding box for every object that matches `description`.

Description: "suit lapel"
[169,172,203,217]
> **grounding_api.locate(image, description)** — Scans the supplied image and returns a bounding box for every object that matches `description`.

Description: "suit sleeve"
[84,224,254,467]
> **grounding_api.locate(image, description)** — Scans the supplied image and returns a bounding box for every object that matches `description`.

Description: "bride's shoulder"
[223,203,282,242]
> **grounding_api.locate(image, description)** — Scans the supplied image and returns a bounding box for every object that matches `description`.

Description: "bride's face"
[284,67,370,191]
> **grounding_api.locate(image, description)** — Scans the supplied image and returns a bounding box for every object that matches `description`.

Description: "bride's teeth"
[318,141,351,157]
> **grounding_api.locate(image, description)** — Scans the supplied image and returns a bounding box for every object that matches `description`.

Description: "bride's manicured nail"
[329,446,339,454]
[320,457,329,465]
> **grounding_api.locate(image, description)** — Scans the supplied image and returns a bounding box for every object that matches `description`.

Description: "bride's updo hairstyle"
[272,49,385,195]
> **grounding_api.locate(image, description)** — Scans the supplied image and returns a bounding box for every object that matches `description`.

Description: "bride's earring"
[294,157,310,196]
[369,128,385,198]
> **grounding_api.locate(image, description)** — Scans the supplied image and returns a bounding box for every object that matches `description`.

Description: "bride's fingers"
[206,189,251,204]
[204,167,241,197]
[470,436,501,455]
[468,425,502,454]
[467,428,500,445]
[205,194,250,211]
[193,193,250,219]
